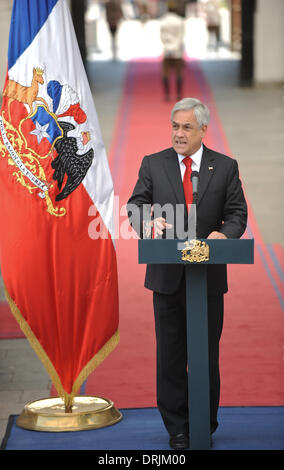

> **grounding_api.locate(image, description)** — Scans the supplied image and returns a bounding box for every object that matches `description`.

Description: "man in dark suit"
[127,98,247,449]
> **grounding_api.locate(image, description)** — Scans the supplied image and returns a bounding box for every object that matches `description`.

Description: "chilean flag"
[0,0,119,406]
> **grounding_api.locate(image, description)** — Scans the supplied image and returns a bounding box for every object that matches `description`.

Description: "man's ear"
[201,125,208,137]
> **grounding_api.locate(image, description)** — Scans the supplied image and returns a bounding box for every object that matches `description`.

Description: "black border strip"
[0,415,16,450]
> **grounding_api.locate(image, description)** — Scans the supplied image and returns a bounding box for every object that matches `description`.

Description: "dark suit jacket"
[127,145,248,295]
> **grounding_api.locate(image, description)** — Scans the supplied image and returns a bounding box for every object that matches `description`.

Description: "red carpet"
[1,58,283,407]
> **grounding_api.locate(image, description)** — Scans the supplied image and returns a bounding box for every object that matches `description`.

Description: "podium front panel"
[139,238,254,265]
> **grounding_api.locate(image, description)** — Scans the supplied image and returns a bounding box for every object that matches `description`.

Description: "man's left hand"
[207,231,227,239]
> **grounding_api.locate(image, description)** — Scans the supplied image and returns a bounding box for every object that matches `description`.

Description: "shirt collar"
[177,144,203,167]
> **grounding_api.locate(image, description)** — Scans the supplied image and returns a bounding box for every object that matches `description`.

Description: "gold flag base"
[16,396,123,432]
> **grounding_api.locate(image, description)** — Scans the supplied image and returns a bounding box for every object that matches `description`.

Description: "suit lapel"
[164,148,186,204]
[197,145,215,206]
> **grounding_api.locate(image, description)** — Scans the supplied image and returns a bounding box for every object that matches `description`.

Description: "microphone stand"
[192,192,198,238]
[191,171,199,239]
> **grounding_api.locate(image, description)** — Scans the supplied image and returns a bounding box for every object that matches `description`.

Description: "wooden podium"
[138,238,254,450]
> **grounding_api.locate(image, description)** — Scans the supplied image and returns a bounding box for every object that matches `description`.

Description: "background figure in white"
[105,0,124,60]
[160,2,185,101]
[204,0,221,51]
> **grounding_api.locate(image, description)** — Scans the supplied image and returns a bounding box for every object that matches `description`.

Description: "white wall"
[254,0,284,84]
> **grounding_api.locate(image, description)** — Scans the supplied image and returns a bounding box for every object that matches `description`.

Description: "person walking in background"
[105,0,123,60]
[160,2,186,101]
[204,0,221,51]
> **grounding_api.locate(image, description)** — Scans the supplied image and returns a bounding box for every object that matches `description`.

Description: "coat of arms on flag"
[1,64,95,215]
[0,0,120,417]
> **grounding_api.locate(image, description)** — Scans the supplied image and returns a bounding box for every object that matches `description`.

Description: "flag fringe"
[71,329,120,398]
[5,287,119,410]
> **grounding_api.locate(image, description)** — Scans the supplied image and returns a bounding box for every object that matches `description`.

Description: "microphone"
[191,171,199,197]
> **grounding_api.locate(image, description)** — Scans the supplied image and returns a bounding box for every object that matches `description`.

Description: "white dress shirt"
[177,144,203,181]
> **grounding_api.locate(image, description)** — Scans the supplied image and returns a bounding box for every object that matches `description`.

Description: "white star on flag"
[30,121,50,144]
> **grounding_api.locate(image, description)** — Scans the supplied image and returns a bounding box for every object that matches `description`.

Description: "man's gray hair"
[171,98,210,127]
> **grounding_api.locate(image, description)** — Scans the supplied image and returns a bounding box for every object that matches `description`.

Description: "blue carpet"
[1,407,284,451]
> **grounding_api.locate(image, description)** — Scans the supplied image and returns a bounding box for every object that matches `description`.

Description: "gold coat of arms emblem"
[181,240,210,263]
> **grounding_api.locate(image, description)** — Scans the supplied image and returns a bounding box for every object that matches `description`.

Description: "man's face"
[171,109,207,156]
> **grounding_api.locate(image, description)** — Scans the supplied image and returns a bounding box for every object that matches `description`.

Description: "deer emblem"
[3,67,49,121]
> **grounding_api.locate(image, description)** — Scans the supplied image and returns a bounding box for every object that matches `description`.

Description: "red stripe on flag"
[0,170,118,394]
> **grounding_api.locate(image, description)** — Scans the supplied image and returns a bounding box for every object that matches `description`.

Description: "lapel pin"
[208,166,214,170]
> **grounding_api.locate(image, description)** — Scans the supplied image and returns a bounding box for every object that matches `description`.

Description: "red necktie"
[182,156,193,208]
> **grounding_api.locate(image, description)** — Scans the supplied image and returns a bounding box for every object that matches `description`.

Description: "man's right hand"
[153,217,173,237]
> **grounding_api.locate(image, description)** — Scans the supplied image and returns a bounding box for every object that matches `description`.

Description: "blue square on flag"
[21,105,63,157]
